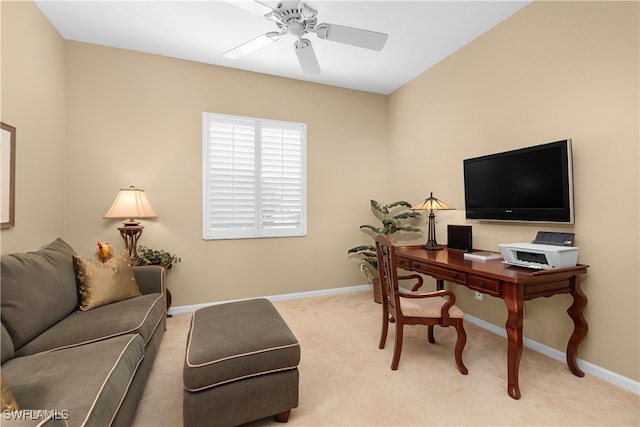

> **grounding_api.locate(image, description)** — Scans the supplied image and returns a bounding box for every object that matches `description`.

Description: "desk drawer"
[468,275,502,297]
[396,257,412,270]
[408,262,467,285]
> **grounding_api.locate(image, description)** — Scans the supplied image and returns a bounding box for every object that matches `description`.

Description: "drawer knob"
[452,273,458,279]
[478,281,486,288]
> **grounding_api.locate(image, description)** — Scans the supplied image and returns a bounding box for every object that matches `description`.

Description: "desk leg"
[566,276,588,377]
[428,279,445,344]
[503,284,524,400]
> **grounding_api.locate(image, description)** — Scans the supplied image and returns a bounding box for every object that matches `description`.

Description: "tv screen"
[463,140,574,223]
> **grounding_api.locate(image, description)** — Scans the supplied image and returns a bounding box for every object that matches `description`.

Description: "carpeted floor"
[132,291,639,426]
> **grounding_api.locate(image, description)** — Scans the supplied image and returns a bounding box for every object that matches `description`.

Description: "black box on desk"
[447,225,472,252]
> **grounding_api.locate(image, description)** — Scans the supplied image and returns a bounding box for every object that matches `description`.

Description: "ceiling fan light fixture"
[289,22,305,38]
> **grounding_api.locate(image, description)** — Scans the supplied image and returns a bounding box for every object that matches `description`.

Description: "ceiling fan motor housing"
[270,1,318,37]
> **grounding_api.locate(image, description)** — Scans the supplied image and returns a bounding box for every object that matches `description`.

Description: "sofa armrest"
[133,265,166,295]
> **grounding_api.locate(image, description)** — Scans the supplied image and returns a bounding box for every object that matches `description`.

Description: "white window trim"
[202,112,307,240]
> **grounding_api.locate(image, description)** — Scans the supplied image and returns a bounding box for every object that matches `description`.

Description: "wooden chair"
[375,234,468,374]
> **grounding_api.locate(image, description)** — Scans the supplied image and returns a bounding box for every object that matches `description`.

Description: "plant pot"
[166,288,172,318]
[372,277,382,304]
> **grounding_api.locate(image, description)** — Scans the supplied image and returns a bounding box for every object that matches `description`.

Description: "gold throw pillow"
[73,251,142,311]
[1,372,19,412]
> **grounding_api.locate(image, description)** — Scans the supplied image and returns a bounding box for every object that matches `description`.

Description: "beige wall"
[0,1,66,251]
[2,1,638,383]
[388,1,639,381]
[62,42,389,305]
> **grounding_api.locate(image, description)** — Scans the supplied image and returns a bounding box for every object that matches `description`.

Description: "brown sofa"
[1,238,166,426]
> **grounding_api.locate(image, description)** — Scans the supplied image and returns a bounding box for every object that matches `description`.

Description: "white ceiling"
[34,0,531,95]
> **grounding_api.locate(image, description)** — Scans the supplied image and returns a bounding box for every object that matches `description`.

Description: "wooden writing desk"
[395,246,589,399]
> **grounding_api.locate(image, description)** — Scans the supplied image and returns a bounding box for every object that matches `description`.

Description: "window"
[202,112,307,240]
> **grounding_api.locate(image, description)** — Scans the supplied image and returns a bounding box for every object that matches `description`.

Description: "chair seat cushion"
[400,295,464,318]
[184,298,300,392]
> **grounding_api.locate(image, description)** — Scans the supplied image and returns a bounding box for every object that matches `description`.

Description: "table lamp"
[103,186,157,259]
[412,192,454,250]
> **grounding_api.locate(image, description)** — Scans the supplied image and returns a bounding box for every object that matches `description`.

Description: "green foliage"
[348,200,422,273]
[133,246,181,269]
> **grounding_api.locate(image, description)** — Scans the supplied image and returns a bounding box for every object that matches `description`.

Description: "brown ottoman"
[183,298,300,426]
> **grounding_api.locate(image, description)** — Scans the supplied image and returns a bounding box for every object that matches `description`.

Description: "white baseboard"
[169,284,639,396]
[168,284,372,315]
[461,313,640,395]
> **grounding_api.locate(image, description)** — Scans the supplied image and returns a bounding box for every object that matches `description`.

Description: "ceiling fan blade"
[224,0,273,16]
[294,39,321,75]
[315,23,388,51]
[223,32,280,59]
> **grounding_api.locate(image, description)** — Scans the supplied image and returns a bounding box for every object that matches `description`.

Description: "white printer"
[498,232,578,270]
[498,243,578,270]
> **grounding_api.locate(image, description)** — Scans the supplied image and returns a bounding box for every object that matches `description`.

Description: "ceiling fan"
[223,1,389,75]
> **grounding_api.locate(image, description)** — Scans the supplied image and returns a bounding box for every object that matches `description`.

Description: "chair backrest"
[375,234,401,320]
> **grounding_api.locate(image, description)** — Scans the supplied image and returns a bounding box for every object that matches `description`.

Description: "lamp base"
[422,240,444,251]
[117,225,144,259]
[423,212,443,250]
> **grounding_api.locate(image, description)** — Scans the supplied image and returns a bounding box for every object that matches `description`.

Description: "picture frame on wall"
[1,122,16,229]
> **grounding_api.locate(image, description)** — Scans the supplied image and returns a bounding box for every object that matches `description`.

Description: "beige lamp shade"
[412,192,454,211]
[104,186,158,225]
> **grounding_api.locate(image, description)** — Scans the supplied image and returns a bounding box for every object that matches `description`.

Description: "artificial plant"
[347,200,421,277]
[133,246,182,269]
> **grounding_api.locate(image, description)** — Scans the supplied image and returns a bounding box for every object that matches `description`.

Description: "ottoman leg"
[275,409,291,423]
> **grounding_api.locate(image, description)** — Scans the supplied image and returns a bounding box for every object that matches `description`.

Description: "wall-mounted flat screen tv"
[463,139,574,223]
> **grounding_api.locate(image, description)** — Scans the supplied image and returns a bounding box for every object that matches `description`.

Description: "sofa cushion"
[73,251,141,311]
[2,334,145,427]
[2,324,14,364]
[15,293,165,357]
[1,238,78,349]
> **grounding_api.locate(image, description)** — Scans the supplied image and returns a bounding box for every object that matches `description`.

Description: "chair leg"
[453,319,469,375]
[391,322,403,370]
[427,325,436,344]
[379,304,389,349]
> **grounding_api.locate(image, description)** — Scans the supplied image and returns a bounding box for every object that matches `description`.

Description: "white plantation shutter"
[260,123,305,236]
[203,113,306,239]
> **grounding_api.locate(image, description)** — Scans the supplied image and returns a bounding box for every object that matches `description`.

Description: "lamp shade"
[104,186,157,224]
[412,192,454,211]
